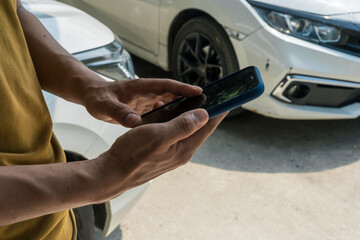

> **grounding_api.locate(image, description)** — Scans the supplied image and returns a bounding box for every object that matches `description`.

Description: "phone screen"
[141,66,262,124]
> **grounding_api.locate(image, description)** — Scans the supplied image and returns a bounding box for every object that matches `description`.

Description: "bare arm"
[0,158,105,225]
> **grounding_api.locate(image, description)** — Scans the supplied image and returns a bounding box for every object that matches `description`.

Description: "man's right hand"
[0,108,226,226]
[97,108,227,200]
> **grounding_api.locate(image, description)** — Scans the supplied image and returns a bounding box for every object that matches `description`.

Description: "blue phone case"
[203,66,264,118]
[141,66,265,123]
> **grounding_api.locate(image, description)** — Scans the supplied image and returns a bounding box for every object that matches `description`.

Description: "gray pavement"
[98,56,360,240]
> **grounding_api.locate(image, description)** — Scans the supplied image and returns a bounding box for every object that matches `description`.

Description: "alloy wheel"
[176,33,224,86]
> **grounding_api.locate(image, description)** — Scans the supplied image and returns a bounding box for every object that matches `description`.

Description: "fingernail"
[194,86,203,92]
[192,110,208,126]
[125,113,141,126]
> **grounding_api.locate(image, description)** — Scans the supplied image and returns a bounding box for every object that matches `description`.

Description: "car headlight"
[248,0,360,57]
[74,37,135,80]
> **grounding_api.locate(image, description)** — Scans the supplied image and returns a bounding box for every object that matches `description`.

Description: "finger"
[174,112,228,155]
[103,101,142,128]
[134,78,203,97]
[153,101,165,109]
[159,93,178,104]
[163,109,209,144]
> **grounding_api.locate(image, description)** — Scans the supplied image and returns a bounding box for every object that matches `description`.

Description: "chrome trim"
[272,75,360,103]
[117,63,134,79]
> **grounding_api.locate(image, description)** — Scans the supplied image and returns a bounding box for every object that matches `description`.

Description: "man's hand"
[82,78,203,128]
[97,109,227,199]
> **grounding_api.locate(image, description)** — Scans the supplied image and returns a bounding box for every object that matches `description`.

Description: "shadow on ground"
[193,111,360,173]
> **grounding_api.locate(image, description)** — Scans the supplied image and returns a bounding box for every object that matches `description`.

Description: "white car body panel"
[83,0,161,54]
[60,0,161,55]
[60,0,360,120]
[24,0,149,237]
[24,0,114,53]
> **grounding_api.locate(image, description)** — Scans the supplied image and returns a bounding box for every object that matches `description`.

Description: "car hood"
[252,0,360,16]
[23,0,114,54]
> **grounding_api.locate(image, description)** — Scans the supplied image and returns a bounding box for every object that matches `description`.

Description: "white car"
[23,0,149,239]
[60,0,360,120]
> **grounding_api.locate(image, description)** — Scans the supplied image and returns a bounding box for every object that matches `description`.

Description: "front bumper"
[232,26,360,119]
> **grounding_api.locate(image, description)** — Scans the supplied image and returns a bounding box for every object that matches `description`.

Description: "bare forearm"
[0,158,116,226]
[16,1,103,105]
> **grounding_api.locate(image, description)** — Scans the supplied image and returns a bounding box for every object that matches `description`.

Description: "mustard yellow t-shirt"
[0,1,76,239]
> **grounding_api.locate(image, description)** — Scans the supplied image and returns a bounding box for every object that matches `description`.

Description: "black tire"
[73,205,95,240]
[171,16,239,87]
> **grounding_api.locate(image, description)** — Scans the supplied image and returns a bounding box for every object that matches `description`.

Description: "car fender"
[159,0,262,46]
[154,0,264,70]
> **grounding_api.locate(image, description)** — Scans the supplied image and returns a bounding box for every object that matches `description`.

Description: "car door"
[72,0,160,55]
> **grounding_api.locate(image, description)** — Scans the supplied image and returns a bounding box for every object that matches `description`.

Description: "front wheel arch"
[170,16,239,86]
[168,10,239,72]
[168,9,212,71]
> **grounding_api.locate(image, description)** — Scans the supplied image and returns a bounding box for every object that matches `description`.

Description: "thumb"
[165,109,209,143]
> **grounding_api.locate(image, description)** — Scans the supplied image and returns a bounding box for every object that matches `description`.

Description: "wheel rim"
[176,33,224,86]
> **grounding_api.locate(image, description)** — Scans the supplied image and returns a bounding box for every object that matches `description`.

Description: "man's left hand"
[82,78,203,128]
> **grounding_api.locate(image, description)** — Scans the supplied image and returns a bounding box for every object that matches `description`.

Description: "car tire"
[73,205,95,240]
[171,16,239,87]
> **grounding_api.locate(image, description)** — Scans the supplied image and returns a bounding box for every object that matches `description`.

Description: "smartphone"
[141,66,264,124]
